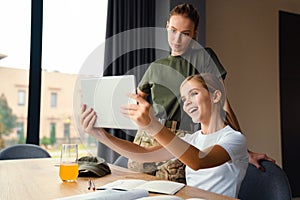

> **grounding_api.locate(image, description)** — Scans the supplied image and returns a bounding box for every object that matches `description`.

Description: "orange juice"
[59,163,78,182]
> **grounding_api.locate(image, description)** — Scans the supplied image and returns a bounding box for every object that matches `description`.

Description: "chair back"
[0,144,51,160]
[113,155,128,168]
[238,160,292,200]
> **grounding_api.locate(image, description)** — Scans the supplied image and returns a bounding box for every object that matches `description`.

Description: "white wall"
[206,0,300,166]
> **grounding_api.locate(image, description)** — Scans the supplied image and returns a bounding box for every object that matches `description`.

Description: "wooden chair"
[113,155,128,168]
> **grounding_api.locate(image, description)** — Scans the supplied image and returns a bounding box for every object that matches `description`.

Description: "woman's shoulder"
[184,48,207,56]
[221,126,247,142]
[181,48,215,65]
[222,125,243,134]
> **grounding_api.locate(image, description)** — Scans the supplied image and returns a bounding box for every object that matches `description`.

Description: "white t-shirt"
[181,125,248,198]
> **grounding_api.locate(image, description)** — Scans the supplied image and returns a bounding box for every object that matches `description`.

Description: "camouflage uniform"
[128,128,192,184]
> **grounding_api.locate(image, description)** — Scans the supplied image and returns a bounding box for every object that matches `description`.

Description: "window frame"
[26,0,43,144]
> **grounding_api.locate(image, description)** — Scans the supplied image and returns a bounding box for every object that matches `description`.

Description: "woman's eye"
[182,33,190,37]
[171,29,177,33]
[190,92,198,97]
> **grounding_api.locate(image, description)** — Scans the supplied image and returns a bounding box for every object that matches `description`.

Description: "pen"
[91,179,96,191]
[96,188,128,191]
[88,179,91,190]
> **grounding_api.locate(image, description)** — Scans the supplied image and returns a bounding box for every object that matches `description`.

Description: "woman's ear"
[166,20,169,29]
[212,90,222,104]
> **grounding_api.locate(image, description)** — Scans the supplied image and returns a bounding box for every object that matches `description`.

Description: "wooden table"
[0,158,238,200]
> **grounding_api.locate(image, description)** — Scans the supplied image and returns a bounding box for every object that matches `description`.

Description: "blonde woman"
[81,73,248,198]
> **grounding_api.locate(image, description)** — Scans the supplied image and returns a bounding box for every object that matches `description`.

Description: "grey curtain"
[98,0,156,163]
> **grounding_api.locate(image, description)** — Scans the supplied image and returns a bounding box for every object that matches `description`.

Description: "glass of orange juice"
[59,144,78,182]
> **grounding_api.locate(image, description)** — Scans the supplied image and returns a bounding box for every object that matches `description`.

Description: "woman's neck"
[171,51,183,56]
[171,47,192,56]
[200,115,225,135]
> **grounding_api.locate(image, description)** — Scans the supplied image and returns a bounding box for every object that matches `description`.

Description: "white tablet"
[80,75,138,130]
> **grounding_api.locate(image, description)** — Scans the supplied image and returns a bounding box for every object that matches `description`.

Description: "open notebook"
[97,179,185,195]
[81,75,138,130]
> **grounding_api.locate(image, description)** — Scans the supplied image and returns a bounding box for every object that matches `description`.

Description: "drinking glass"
[59,144,78,182]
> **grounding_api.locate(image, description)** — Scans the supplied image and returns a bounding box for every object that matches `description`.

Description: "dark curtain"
[98,0,156,163]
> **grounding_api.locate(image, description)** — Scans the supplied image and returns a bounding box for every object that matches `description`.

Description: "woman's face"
[180,79,212,124]
[166,15,197,56]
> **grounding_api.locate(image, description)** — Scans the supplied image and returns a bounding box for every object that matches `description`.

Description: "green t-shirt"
[138,48,227,131]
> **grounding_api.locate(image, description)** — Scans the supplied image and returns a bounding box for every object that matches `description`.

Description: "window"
[0,0,31,147]
[17,90,26,106]
[42,0,107,74]
[41,0,107,156]
[50,92,57,107]
[0,0,107,157]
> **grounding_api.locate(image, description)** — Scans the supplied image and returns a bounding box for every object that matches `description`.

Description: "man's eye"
[181,98,186,102]
[171,29,177,33]
[182,33,190,36]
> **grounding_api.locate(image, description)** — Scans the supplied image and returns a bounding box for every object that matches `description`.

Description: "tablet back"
[81,75,138,130]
